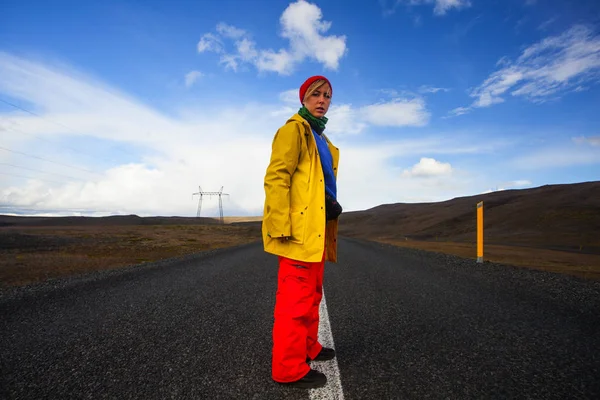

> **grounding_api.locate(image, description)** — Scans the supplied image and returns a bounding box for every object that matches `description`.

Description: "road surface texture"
[2,238,599,399]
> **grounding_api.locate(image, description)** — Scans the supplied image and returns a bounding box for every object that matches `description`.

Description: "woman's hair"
[303,80,332,103]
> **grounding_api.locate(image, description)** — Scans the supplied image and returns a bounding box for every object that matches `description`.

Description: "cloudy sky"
[1,0,599,217]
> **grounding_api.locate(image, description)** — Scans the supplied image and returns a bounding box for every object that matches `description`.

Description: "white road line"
[309,289,345,400]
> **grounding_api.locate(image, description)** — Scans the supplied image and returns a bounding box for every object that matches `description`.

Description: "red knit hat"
[299,75,332,104]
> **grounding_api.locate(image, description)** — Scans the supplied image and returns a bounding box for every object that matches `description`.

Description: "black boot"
[278,369,327,389]
[307,347,336,362]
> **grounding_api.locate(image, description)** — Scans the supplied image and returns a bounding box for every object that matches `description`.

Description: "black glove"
[325,193,343,221]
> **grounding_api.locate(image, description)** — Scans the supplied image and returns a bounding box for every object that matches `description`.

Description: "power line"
[0,171,71,185]
[0,125,118,165]
[0,145,103,176]
[0,162,88,182]
[0,98,140,160]
[1,98,78,132]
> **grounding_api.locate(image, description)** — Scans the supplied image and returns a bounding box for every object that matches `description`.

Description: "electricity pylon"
[192,186,230,224]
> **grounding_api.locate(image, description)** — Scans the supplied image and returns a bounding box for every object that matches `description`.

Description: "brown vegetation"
[371,240,600,280]
[0,223,261,287]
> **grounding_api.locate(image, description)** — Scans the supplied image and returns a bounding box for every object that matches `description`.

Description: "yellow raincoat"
[262,113,340,263]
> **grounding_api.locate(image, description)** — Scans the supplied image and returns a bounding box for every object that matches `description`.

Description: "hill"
[339,181,600,255]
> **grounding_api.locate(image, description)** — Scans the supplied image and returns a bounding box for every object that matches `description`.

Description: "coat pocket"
[289,210,307,244]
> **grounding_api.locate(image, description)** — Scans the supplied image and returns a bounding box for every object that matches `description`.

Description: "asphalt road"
[1,238,599,399]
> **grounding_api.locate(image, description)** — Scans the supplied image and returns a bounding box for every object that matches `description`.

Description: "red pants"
[272,251,325,382]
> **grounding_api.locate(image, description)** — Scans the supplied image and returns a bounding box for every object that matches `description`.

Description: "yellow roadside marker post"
[477,201,483,263]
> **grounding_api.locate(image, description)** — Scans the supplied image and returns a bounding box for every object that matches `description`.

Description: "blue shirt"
[312,129,336,199]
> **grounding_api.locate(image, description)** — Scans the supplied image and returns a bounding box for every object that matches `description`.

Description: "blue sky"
[1,0,599,217]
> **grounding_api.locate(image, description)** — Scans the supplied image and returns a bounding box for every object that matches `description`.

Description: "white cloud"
[385,0,471,16]
[236,38,259,62]
[184,70,203,87]
[402,157,453,178]
[255,49,294,74]
[219,54,240,71]
[216,23,247,39]
[457,25,600,114]
[325,104,367,135]
[197,33,223,53]
[419,85,451,94]
[280,0,347,70]
[196,0,347,75]
[472,67,523,106]
[482,187,503,194]
[279,89,299,105]
[481,179,531,194]
[361,98,430,127]
[430,0,471,15]
[573,136,600,146]
[448,106,471,117]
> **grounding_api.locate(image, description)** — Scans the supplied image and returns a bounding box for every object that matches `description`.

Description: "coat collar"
[288,113,311,130]
[288,113,333,145]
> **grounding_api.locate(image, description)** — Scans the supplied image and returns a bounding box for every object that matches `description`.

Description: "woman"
[262,75,342,389]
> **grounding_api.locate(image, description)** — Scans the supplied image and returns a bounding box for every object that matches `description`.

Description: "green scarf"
[298,106,328,134]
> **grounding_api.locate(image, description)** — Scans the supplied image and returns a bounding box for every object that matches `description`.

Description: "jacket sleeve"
[264,121,303,238]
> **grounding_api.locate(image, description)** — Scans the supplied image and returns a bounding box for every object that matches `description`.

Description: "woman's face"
[304,83,331,118]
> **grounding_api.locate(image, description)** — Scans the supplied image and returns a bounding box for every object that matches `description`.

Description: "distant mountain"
[339,181,600,255]
[0,215,222,227]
